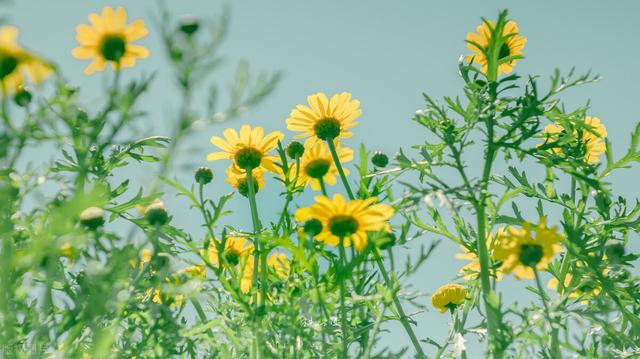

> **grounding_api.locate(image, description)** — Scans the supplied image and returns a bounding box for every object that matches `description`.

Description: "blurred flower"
[466,20,526,75]
[79,206,105,230]
[294,194,393,251]
[451,332,467,358]
[207,124,284,172]
[431,283,468,313]
[287,140,353,191]
[143,199,169,226]
[492,218,563,280]
[72,6,149,74]
[129,247,152,269]
[207,236,254,268]
[286,92,361,142]
[456,232,504,281]
[542,116,607,164]
[0,26,51,95]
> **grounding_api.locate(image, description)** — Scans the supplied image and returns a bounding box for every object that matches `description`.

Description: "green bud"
[79,207,105,230]
[237,179,259,198]
[371,152,389,168]
[145,201,169,226]
[13,86,32,107]
[303,218,323,237]
[286,141,305,159]
[179,15,200,36]
[195,166,213,185]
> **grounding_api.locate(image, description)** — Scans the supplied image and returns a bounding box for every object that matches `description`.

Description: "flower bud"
[371,152,389,168]
[286,141,305,159]
[179,15,200,36]
[303,218,323,237]
[195,166,213,185]
[13,86,32,107]
[79,207,105,230]
[145,200,169,226]
[374,233,396,249]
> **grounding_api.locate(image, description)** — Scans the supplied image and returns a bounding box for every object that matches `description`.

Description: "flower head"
[225,164,265,197]
[207,236,254,268]
[0,26,51,94]
[542,116,608,164]
[466,20,527,75]
[431,283,468,313]
[492,218,563,280]
[208,124,284,172]
[286,92,361,142]
[289,140,353,191]
[294,194,393,251]
[72,6,149,74]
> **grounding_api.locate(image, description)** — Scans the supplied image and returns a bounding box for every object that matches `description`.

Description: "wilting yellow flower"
[456,230,504,281]
[207,236,254,268]
[72,6,149,74]
[0,26,51,94]
[286,92,362,142]
[225,164,265,193]
[492,218,563,280]
[431,283,468,313]
[466,20,527,75]
[294,194,393,251]
[289,140,353,191]
[208,124,284,173]
[542,116,608,164]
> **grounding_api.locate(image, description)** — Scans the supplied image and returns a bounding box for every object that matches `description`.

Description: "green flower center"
[519,244,543,267]
[305,159,331,179]
[499,43,511,61]
[313,118,341,140]
[329,215,358,238]
[224,249,241,266]
[100,34,127,62]
[234,147,263,170]
[303,218,323,237]
[0,51,18,80]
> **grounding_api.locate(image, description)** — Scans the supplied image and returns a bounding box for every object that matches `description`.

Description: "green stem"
[326,138,354,200]
[245,169,265,358]
[534,269,561,358]
[338,237,349,359]
[318,177,328,196]
[374,252,427,358]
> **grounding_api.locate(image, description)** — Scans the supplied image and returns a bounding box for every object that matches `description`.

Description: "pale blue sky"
[5,1,640,357]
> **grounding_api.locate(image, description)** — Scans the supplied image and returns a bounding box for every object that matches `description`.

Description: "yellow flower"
[431,283,468,313]
[288,140,353,191]
[242,253,290,296]
[180,265,206,279]
[129,248,152,269]
[456,230,504,281]
[466,20,527,75]
[286,92,362,142]
[492,218,563,280]
[542,116,608,164]
[72,6,149,75]
[547,259,607,303]
[207,236,254,268]
[0,26,51,94]
[225,164,265,195]
[294,194,393,251]
[208,124,284,172]
[267,253,290,279]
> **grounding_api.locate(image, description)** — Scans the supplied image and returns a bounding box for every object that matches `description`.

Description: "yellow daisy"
[431,283,468,313]
[208,124,284,172]
[286,92,362,142]
[492,218,563,280]
[207,236,254,268]
[241,253,290,296]
[466,20,527,75]
[294,194,393,251]
[72,6,149,75]
[225,164,265,196]
[456,230,504,281]
[290,140,353,191]
[267,253,290,279]
[0,26,51,94]
[542,116,607,164]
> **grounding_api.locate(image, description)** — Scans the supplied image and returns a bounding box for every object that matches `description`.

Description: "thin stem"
[326,138,354,200]
[534,269,561,358]
[374,251,427,358]
[318,177,328,196]
[338,237,349,359]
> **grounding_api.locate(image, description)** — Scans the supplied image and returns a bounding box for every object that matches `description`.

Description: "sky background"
[4,0,640,357]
